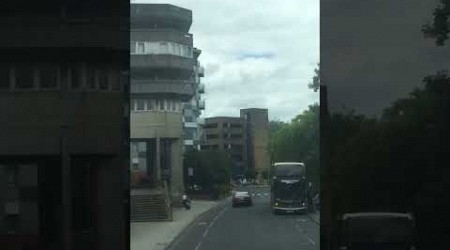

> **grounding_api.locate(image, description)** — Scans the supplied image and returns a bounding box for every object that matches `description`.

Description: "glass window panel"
[130,42,136,54]
[15,64,34,89]
[136,99,145,110]
[160,42,168,54]
[168,43,174,54]
[110,70,121,91]
[39,65,58,89]
[87,68,97,89]
[137,42,145,54]
[0,64,10,89]
[70,66,82,90]
[98,69,109,90]
[159,99,164,110]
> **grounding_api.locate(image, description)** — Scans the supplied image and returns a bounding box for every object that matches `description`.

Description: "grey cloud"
[138,0,319,121]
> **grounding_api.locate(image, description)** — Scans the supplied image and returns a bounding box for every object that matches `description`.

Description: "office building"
[130,4,200,221]
[241,108,270,179]
[0,4,129,250]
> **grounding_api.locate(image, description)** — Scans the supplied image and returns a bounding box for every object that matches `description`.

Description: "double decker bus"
[270,162,307,214]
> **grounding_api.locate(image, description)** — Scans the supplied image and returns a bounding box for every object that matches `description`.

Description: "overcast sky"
[134,0,319,122]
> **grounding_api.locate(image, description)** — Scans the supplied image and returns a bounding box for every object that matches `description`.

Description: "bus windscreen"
[274,164,305,177]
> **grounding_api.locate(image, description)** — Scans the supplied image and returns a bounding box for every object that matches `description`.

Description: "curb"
[165,198,229,250]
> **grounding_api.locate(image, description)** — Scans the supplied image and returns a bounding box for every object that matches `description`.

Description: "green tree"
[308,63,320,92]
[183,148,232,192]
[422,0,450,46]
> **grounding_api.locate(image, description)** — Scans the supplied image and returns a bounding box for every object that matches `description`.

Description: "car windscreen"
[345,217,414,244]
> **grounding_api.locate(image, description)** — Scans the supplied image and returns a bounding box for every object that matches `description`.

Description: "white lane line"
[205,206,228,236]
[194,241,202,250]
[202,227,209,238]
[198,222,207,226]
[305,235,316,245]
[295,223,316,245]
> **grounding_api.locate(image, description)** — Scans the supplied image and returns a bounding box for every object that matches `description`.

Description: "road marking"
[198,222,207,226]
[295,223,316,246]
[305,235,316,245]
[194,241,202,250]
[202,227,209,238]
[263,193,269,196]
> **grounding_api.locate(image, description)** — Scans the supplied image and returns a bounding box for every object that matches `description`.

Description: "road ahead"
[169,186,319,250]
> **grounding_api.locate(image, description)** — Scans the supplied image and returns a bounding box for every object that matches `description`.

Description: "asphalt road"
[168,186,319,250]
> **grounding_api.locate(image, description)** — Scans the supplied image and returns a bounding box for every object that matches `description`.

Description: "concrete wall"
[0,68,123,156]
[131,111,182,139]
[0,17,128,50]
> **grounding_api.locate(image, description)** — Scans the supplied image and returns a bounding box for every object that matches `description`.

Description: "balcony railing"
[131,79,195,98]
[198,83,205,94]
[198,99,205,110]
[198,66,205,77]
[131,54,194,71]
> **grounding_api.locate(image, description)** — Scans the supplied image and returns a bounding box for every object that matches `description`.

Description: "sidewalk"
[131,200,219,250]
[308,210,320,224]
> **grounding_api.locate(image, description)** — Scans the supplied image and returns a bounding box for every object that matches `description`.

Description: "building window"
[130,42,136,54]
[39,65,59,89]
[98,69,109,91]
[136,99,145,111]
[159,42,168,54]
[175,44,180,56]
[147,99,154,110]
[110,70,121,91]
[70,65,83,90]
[206,134,218,140]
[204,123,218,129]
[137,42,145,54]
[231,134,242,139]
[87,68,97,90]
[0,64,10,90]
[159,99,164,110]
[15,64,35,89]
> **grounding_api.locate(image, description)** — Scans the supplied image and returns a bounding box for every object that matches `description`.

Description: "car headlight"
[275,202,279,206]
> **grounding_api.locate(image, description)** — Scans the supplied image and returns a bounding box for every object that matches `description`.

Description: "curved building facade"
[130,4,200,207]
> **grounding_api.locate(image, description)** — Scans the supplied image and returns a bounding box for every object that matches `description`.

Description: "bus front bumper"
[273,206,307,212]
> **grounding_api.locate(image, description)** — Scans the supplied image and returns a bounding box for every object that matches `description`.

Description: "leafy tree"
[422,0,450,46]
[183,148,232,193]
[308,63,320,92]
[268,104,319,189]
[324,72,450,248]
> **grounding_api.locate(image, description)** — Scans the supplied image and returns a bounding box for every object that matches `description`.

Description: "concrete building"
[200,117,245,176]
[0,4,129,250]
[182,48,205,152]
[240,108,270,179]
[130,4,200,220]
